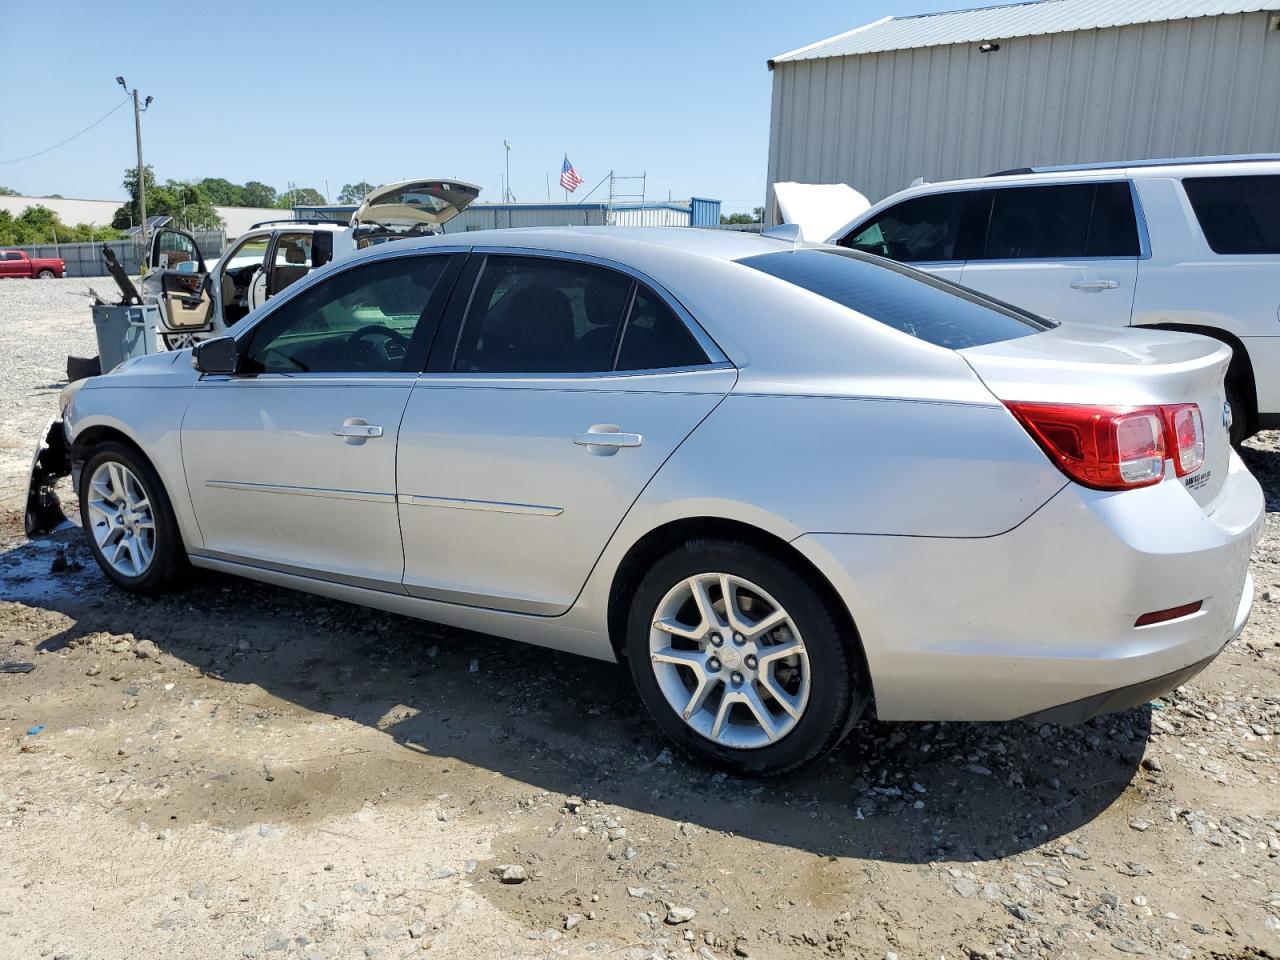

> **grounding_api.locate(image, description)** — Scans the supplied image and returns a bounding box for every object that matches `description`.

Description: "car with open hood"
[140,179,480,348]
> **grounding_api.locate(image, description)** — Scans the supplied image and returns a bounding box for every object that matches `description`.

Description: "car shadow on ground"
[1238,441,1280,511]
[5,526,1148,867]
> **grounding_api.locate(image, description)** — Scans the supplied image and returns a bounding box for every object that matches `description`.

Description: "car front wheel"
[626,539,863,776]
[37,269,56,279]
[79,441,187,594]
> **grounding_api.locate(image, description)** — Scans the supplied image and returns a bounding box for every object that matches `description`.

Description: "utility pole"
[116,77,152,258]
[503,140,512,203]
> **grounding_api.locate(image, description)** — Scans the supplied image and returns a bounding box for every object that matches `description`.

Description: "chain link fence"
[4,230,227,278]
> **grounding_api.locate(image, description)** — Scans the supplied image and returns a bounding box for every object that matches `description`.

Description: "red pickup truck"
[0,250,65,278]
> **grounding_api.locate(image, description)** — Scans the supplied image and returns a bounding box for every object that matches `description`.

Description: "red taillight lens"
[1164,403,1205,477]
[1005,402,1169,490]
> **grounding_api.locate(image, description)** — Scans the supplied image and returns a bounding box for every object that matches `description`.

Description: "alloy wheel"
[648,572,810,749]
[86,460,156,577]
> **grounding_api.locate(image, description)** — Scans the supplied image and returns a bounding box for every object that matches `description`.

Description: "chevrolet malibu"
[28,227,1263,775]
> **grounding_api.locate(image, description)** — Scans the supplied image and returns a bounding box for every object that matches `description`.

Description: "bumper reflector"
[1134,600,1203,628]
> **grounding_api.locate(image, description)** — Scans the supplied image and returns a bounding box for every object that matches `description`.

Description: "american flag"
[560,156,584,193]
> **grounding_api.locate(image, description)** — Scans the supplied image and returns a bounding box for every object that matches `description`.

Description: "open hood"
[352,179,481,229]
[771,182,870,243]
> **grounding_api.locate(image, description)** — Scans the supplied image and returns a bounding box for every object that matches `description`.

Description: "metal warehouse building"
[294,198,722,231]
[766,0,1280,212]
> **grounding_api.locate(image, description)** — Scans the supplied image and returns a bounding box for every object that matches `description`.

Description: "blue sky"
[1,1,992,214]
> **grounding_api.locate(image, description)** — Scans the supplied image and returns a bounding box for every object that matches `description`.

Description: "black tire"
[78,441,188,594]
[37,269,56,279]
[1225,376,1251,447]
[626,538,865,776]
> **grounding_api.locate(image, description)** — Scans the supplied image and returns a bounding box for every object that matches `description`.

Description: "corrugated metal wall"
[610,207,691,227]
[766,10,1280,212]
[690,197,723,227]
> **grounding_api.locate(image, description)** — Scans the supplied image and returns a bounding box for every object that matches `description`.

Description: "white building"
[0,194,283,238]
[766,0,1280,213]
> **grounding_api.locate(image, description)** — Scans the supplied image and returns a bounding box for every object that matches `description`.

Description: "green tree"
[241,181,278,207]
[752,206,765,223]
[337,181,375,204]
[112,166,223,231]
[196,177,246,206]
[0,185,20,196]
[0,205,121,245]
[720,212,755,225]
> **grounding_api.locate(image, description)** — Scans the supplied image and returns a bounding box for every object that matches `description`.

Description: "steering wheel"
[347,323,410,369]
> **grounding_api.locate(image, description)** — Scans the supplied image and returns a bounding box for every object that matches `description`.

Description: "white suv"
[139,179,479,349]
[806,156,1280,442]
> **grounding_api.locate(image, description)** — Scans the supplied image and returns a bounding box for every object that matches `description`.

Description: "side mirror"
[191,336,240,375]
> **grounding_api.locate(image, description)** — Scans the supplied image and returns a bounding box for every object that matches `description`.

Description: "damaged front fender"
[25,418,71,536]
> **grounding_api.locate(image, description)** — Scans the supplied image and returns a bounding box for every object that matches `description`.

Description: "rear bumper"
[794,450,1263,722]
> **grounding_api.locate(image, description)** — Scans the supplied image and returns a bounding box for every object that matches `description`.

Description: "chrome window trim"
[962,255,1141,266]
[413,360,736,386]
[196,371,419,386]
[450,245,729,368]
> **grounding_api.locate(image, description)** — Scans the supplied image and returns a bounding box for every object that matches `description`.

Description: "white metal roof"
[770,0,1278,64]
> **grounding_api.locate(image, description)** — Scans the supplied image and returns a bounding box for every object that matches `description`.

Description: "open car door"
[770,182,871,243]
[142,228,214,348]
[351,179,480,245]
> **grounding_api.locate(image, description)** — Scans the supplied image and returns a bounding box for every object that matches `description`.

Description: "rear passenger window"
[1184,175,1280,254]
[981,183,1138,260]
[841,192,971,262]
[616,290,708,370]
[453,256,631,373]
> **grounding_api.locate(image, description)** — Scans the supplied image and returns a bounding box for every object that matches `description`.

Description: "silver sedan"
[31,227,1264,774]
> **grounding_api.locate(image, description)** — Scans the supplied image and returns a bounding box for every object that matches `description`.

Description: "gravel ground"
[0,278,98,512]
[1,279,1278,960]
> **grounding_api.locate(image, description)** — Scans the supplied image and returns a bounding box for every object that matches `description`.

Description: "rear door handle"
[1071,279,1120,291]
[574,424,643,456]
[334,418,384,443]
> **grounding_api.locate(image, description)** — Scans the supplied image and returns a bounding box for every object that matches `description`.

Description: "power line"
[0,97,131,166]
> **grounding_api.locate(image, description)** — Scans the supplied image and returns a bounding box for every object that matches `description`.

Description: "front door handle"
[574,424,643,456]
[1070,279,1120,291]
[334,418,384,444]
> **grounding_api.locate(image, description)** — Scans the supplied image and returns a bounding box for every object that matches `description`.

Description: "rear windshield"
[738,247,1050,349]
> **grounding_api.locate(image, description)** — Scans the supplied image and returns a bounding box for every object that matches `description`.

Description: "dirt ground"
[1,279,1278,960]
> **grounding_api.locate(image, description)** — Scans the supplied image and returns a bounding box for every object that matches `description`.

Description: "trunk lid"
[960,323,1233,509]
[352,179,481,230]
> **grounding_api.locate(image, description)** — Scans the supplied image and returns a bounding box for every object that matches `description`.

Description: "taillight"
[1004,401,1202,491]
[1164,403,1204,477]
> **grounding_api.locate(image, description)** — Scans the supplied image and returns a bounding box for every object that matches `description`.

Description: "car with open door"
[29,226,1263,776]
[140,179,480,348]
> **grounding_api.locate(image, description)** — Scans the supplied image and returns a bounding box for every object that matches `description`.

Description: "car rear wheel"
[626,539,863,776]
[37,269,56,279]
[162,331,199,351]
[79,441,187,594]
